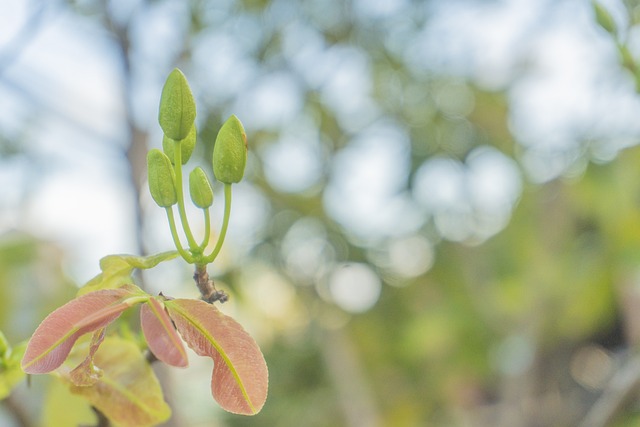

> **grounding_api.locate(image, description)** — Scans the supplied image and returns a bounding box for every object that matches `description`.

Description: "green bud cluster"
[147,68,248,265]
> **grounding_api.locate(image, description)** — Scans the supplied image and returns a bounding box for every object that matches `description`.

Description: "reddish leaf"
[69,328,106,386]
[165,299,268,415]
[21,284,148,374]
[140,298,188,367]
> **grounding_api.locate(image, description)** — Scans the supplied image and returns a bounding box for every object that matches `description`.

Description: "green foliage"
[79,251,178,295]
[42,378,97,427]
[61,336,172,427]
[593,1,618,35]
[9,1,640,426]
[0,331,26,400]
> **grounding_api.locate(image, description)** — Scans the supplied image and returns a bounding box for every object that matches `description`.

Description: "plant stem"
[193,264,228,303]
[165,208,194,263]
[173,142,198,250]
[199,208,211,250]
[204,183,232,264]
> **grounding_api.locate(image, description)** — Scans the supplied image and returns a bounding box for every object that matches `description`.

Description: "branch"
[2,393,36,427]
[0,1,49,78]
[579,353,640,427]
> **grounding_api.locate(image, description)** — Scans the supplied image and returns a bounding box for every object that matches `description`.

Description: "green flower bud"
[593,1,617,35]
[147,149,177,207]
[212,115,247,184]
[163,124,196,165]
[158,68,196,141]
[189,167,214,209]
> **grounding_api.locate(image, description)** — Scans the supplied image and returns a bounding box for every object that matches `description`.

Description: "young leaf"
[21,284,148,374]
[79,251,178,296]
[60,336,171,427]
[42,378,97,427]
[165,299,268,415]
[0,330,9,356]
[69,328,106,386]
[140,298,188,367]
[0,341,26,399]
[592,1,617,35]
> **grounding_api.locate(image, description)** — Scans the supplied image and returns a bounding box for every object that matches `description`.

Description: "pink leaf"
[165,299,268,415]
[69,328,106,386]
[21,284,147,374]
[140,298,188,368]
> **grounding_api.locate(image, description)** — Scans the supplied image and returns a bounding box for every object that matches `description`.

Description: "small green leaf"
[189,167,214,208]
[147,149,177,207]
[0,330,9,357]
[42,378,97,427]
[162,124,196,165]
[213,115,248,184]
[79,251,178,296]
[158,68,196,141]
[0,341,26,399]
[592,1,617,35]
[60,336,171,427]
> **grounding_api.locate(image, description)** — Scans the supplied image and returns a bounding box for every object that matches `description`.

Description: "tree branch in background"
[0,1,50,78]
[579,353,640,427]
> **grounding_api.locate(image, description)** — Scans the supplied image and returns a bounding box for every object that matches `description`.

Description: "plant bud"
[163,124,196,165]
[212,115,247,184]
[147,149,177,207]
[189,167,214,209]
[158,68,196,141]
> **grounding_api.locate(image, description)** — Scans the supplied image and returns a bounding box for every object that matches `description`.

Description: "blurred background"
[2,0,640,426]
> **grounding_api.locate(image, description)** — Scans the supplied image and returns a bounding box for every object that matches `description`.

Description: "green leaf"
[0,341,26,399]
[59,336,171,427]
[147,149,178,208]
[42,378,97,427]
[592,1,617,35]
[0,330,9,357]
[163,124,196,165]
[165,299,268,415]
[79,251,178,296]
[158,68,196,141]
[189,166,214,208]
[213,115,248,184]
